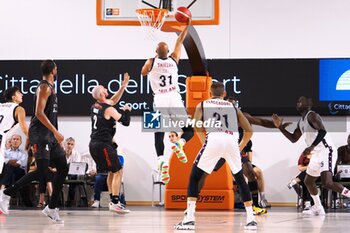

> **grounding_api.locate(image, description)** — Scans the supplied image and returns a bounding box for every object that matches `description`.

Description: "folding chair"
[64,162,88,207]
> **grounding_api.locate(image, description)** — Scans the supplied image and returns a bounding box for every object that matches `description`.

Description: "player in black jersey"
[89,72,131,214]
[0,60,68,223]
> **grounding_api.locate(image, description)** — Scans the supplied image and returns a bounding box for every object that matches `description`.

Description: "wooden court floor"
[0,206,349,233]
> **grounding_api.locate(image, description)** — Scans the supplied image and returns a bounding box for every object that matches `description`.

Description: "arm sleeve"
[311,129,327,147]
[118,109,131,126]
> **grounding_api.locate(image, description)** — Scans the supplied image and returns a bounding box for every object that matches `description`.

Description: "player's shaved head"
[156,42,169,58]
[91,85,103,100]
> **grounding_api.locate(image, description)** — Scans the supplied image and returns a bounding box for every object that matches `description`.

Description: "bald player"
[89,72,131,214]
[141,18,194,180]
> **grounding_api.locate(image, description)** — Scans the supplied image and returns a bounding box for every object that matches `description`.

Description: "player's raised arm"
[110,72,130,106]
[170,18,191,63]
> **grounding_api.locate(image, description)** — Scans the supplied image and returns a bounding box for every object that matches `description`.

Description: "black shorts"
[89,141,122,173]
[31,141,65,160]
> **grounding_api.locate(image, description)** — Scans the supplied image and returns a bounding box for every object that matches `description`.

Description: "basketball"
[175,7,192,23]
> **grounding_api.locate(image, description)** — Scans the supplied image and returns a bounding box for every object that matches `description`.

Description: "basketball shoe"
[259,199,271,208]
[42,205,64,224]
[91,200,100,208]
[253,205,267,215]
[171,140,187,163]
[109,202,130,214]
[302,205,325,216]
[304,201,311,211]
[244,221,258,230]
[174,220,195,230]
[0,190,10,215]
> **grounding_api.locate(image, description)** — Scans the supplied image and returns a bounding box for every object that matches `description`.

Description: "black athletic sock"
[248,180,259,207]
[111,195,120,204]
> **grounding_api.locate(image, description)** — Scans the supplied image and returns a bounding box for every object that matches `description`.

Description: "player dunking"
[141,19,194,178]
[0,60,68,223]
[0,86,29,183]
[89,73,131,214]
[174,82,257,230]
[273,96,350,215]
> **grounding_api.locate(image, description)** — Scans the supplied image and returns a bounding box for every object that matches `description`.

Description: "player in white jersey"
[272,96,350,216]
[141,19,194,179]
[175,82,257,231]
[0,86,28,176]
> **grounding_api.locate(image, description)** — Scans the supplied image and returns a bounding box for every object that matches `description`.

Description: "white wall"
[1,0,350,203]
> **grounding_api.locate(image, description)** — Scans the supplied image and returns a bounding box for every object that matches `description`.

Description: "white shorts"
[306,147,336,177]
[195,132,241,175]
[153,91,188,123]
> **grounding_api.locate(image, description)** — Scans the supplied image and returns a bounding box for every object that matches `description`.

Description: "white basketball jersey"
[202,98,238,136]
[0,102,18,133]
[148,57,179,94]
[298,110,334,151]
[0,102,18,173]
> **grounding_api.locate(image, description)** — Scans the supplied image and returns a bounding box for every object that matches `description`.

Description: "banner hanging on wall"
[0,59,348,116]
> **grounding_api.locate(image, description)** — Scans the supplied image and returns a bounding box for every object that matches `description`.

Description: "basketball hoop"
[136,8,169,40]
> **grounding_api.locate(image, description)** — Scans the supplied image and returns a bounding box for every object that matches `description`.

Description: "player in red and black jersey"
[89,72,131,214]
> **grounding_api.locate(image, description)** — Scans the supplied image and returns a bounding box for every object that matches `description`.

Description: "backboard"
[96,0,219,27]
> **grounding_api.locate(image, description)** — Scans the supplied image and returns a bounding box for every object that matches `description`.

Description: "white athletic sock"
[185,200,196,222]
[341,188,350,197]
[311,194,322,207]
[245,206,255,223]
[260,192,266,200]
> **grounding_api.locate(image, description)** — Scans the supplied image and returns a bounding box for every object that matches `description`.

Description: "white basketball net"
[136,8,169,41]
